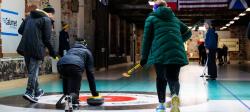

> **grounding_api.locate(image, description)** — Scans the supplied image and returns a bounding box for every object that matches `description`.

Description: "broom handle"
[128,64,142,75]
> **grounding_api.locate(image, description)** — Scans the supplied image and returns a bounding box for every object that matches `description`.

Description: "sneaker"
[206,78,216,81]
[200,75,210,77]
[35,89,44,98]
[156,103,166,112]
[65,95,73,111]
[23,92,38,103]
[170,95,180,112]
[70,93,79,105]
[165,101,171,108]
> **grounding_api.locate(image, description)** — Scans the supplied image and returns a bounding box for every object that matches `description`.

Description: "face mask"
[153,4,159,11]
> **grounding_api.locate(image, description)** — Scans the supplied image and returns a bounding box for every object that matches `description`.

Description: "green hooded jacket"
[141,6,192,66]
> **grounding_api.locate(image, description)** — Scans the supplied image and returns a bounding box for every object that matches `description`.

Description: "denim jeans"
[24,56,42,95]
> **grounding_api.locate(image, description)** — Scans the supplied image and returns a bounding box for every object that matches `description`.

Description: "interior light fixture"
[239,13,246,16]
[233,17,240,20]
[230,21,234,24]
[226,24,230,27]
[246,8,250,12]
[148,0,155,6]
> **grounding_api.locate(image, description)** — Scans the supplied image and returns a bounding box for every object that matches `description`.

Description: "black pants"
[155,64,181,103]
[207,49,217,78]
[57,65,98,99]
[223,55,227,63]
[201,54,207,65]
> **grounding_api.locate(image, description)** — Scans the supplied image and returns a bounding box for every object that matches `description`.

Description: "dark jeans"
[208,49,217,78]
[24,56,42,95]
[57,64,98,99]
[155,64,181,103]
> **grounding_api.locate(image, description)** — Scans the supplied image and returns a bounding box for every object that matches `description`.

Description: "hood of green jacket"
[151,6,176,20]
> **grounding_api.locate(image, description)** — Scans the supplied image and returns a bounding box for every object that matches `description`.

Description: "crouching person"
[57,38,101,108]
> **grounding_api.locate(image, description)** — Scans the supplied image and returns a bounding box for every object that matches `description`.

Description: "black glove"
[140,59,147,67]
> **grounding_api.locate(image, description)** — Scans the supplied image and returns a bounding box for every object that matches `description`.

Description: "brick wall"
[229,25,249,60]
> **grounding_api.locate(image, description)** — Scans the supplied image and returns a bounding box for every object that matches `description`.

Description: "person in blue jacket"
[57,38,100,106]
[17,4,57,103]
[204,20,218,80]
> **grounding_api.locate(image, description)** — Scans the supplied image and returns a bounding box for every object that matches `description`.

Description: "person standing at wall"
[198,42,207,66]
[140,0,192,112]
[17,4,57,103]
[59,22,70,57]
[204,21,218,80]
[217,47,224,66]
[222,44,228,64]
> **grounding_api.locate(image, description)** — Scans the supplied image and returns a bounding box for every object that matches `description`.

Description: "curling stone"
[87,96,104,106]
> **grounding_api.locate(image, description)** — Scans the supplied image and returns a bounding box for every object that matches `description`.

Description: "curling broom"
[122,63,142,77]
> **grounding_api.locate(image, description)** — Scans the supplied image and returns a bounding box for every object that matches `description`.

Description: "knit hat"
[62,23,69,30]
[76,38,88,47]
[153,0,167,11]
[43,4,55,14]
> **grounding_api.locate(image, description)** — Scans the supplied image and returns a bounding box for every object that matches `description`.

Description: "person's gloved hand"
[49,51,58,60]
[54,56,59,60]
[140,59,147,67]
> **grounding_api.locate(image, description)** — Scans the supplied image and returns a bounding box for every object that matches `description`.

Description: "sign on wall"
[219,38,239,51]
[1,9,19,36]
[1,0,25,55]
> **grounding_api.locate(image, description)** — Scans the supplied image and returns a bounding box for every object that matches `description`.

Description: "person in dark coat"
[57,39,100,106]
[198,42,207,66]
[217,48,224,65]
[140,0,192,111]
[17,5,56,103]
[59,23,70,57]
[222,44,228,64]
[204,20,218,80]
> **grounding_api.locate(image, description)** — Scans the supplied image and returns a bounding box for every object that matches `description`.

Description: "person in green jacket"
[140,0,192,112]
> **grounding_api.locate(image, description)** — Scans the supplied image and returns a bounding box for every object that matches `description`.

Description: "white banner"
[1,9,19,35]
[1,0,25,54]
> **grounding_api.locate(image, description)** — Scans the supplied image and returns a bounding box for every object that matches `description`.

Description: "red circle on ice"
[79,96,137,102]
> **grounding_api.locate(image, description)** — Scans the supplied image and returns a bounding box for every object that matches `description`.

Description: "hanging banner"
[178,0,228,10]
[229,0,248,10]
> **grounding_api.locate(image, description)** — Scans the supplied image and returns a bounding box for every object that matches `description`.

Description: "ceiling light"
[148,1,155,5]
[239,13,246,16]
[198,26,206,31]
[226,24,230,27]
[230,21,234,24]
[222,27,227,29]
[233,17,240,20]
[246,8,250,12]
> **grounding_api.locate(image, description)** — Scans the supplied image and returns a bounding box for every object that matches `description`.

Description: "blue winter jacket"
[205,28,218,49]
[17,10,56,59]
[57,43,94,73]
